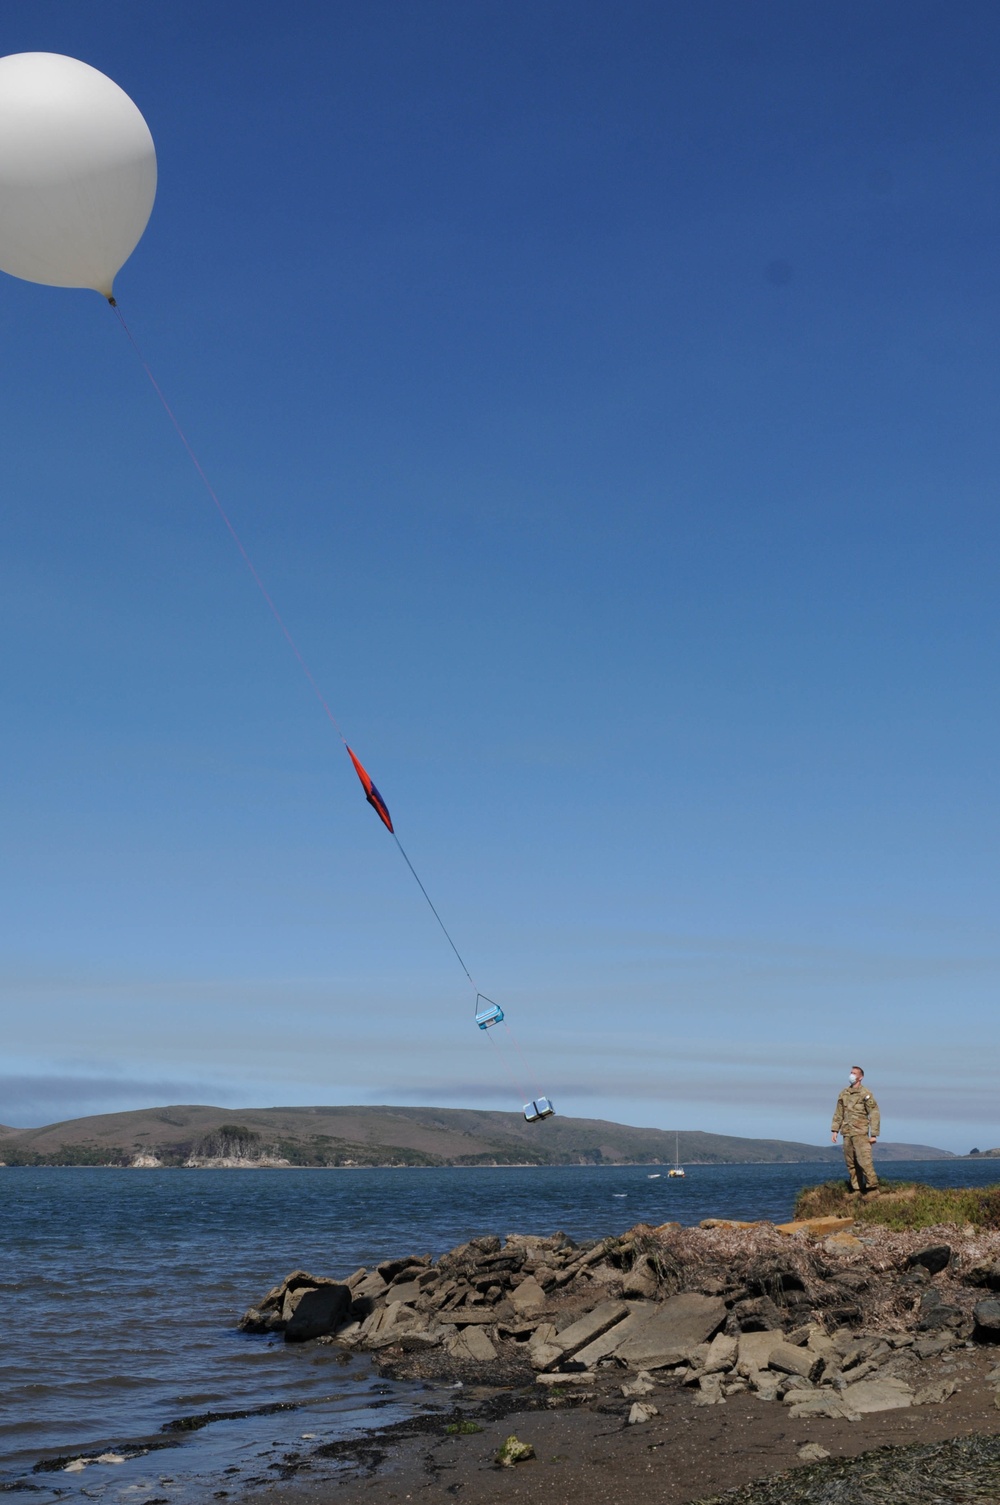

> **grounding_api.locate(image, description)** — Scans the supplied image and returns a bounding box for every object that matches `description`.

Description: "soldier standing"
[831,1066,880,1194]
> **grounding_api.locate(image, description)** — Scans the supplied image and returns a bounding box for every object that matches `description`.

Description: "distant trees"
[190,1123,266,1161]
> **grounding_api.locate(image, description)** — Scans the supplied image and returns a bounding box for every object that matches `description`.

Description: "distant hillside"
[0,1103,955,1168]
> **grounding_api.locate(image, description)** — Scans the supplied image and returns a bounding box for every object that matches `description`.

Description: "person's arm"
[831,1092,844,1141]
[866,1092,880,1141]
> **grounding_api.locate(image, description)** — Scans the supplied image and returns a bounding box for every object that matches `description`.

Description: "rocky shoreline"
[241,1212,1000,1397]
[233,1209,1000,1502]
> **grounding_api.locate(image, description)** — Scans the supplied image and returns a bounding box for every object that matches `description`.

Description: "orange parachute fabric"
[346,746,394,833]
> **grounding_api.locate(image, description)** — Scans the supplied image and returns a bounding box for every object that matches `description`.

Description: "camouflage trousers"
[843,1133,879,1192]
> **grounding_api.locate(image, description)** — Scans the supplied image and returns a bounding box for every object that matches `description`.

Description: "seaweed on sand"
[161,1400,297,1433]
[697,1433,1000,1505]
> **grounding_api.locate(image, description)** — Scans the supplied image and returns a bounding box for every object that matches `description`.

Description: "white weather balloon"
[0,52,156,299]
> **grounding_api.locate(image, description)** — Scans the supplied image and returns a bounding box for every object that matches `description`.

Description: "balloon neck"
[106,295,117,306]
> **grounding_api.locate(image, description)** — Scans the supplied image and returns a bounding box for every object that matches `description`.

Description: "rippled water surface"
[3,1159,998,1499]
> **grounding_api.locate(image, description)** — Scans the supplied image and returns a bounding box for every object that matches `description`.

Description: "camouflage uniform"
[831,1082,881,1192]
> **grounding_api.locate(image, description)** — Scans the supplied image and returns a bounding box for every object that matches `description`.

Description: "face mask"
[849,1075,859,1085]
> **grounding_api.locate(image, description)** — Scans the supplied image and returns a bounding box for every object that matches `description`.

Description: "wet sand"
[235,1342,1000,1505]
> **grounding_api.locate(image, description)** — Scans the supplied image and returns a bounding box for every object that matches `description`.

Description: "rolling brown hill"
[0,1103,954,1168]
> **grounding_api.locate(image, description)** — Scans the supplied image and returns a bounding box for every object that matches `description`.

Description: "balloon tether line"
[501,1020,546,1105]
[110,302,348,746]
[110,301,484,1002]
[486,1028,532,1107]
[392,832,476,990]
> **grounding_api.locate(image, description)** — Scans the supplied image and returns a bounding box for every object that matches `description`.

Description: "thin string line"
[111,300,483,1002]
[501,1020,545,1104]
[111,302,349,746]
[486,1028,531,1107]
[393,833,477,992]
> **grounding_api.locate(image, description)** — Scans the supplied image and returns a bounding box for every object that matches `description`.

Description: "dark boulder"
[964,1261,1000,1292]
[733,1294,784,1332]
[284,1284,352,1342]
[377,1255,430,1283]
[972,1298,1000,1344]
[906,1245,952,1275]
[917,1289,963,1332]
[239,1305,285,1334]
[239,1268,347,1333]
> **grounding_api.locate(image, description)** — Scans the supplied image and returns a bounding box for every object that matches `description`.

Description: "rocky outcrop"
[238,1218,1000,1417]
[184,1155,294,1168]
[240,1270,355,1339]
[185,1124,291,1169]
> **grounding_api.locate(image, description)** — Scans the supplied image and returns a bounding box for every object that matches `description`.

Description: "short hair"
[851,1065,864,1077]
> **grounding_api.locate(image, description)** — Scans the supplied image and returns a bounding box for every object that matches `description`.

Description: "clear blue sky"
[2,1,999,1151]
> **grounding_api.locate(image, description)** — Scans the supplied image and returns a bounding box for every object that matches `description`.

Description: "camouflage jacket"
[831,1083,880,1137]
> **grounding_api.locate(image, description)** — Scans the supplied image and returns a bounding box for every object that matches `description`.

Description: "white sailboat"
[667,1131,686,1178]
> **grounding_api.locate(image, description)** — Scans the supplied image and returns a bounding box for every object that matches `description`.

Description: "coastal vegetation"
[795,1180,1000,1231]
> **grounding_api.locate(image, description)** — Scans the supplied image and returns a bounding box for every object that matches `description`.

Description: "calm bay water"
[3,1159,998,1500]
